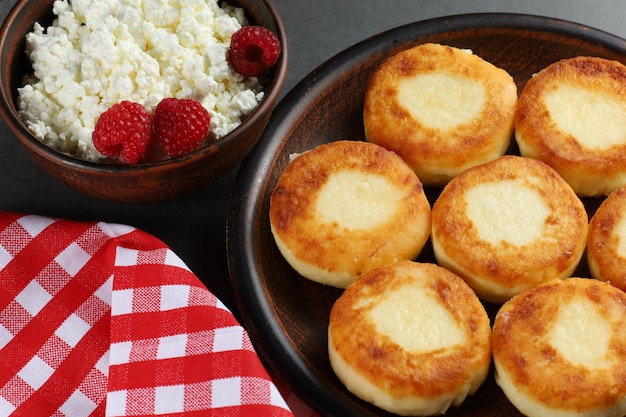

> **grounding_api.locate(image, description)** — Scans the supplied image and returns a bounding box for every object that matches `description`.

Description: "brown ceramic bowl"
[227,13,626,417]
[0,0,287,204]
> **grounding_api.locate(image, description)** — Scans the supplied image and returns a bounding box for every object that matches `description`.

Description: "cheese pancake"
[588,184,626,292]
[492,278,626,417]
[431,155,588,303]
[328,260,491,416]
[515,56,626,196]
[363,43,517,186]
[269,140,431,288]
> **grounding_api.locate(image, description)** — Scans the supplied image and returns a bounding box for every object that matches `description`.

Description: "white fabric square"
[17,215,54,237]
[95,350,109,376]
[0,244,12,270]
[155,385,185,414]
[105,390,127,416]
[160,285,190,311]
[18,356,54,390]
[97,222,135,239]
[55,242,91,277]
[157,334,188,359]
[211,377,241,408]
[215,298,229,312]
[109,341,133,365]
[0,324,13,350]
[164,249,190,270]
[213,326,244,352]
[55,313,91,348]
[114,247,139,267]
[15,280,52,316]
[59,390,97,417]
[0,395,16,415]
[270,383,290,410]
[111,289,134,316]
[94,275,113,306]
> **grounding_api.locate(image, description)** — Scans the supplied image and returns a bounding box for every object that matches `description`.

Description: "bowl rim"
[227,12,626,417]
[0,0,288,172]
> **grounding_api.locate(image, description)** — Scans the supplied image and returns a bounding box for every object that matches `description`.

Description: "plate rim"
[227,12,626,417]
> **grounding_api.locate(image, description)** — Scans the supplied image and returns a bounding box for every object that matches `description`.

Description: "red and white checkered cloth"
[0,212,318,417]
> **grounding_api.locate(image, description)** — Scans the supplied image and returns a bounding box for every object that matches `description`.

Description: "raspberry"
[228,25,281,77]
[153,98,211,157]
[92,101,152,164]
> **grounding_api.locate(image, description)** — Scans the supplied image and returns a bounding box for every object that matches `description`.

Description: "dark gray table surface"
[0,0,624,399]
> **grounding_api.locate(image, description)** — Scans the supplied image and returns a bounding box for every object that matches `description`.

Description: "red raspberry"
[153,98,211,157]
[92,101,152,164]
[228,25,281,77]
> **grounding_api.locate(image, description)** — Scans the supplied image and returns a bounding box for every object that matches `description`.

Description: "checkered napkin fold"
[0,212,298,417]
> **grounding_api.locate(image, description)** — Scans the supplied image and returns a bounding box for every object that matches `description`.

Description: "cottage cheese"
[18,0,264,161]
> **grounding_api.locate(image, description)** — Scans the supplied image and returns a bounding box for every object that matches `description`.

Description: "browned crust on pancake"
[492,278,626,411]
[588,185,626,291]
[515,56,626,196]
[269,140,431,283]
[431,155,588,300]
[329,261,491,399]
[363,43,517,185]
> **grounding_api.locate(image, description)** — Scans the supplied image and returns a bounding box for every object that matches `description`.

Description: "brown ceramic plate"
[227,13,626,417]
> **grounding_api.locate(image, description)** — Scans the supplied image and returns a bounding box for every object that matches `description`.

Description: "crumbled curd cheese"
[18,0,264,161]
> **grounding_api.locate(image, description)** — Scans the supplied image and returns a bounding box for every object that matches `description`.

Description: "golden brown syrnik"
[492,278,626,417]
[269,140,431,288]
[515,56,626,196]
[329,261,491,416]
[587,184,626,291]
[431,155,588,303]
[364,43,517,186]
